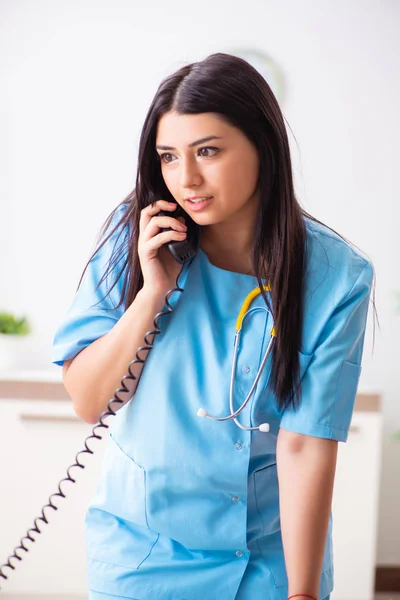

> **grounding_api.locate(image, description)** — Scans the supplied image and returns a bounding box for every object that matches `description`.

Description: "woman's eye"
[159,152,175,164]
[198,146,218,157]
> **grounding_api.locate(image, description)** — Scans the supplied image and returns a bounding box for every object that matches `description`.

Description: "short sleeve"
[51,203,130,367]
[280,260,374,442]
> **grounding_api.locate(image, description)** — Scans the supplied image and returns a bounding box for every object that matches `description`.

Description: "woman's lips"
[185,197,213,211]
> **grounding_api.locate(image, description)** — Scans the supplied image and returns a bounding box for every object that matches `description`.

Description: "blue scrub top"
[52,203,373,600]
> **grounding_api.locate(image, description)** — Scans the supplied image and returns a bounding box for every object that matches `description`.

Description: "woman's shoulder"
[103,201,131,240]
[302,214,374,300]
[93,202,131,259]
[303,214,372,270]
[84,202,131,301]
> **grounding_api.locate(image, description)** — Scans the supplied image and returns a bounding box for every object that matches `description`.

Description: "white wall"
[1,0,399,564]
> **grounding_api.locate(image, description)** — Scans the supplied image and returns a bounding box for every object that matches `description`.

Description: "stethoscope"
[197,285,276,433]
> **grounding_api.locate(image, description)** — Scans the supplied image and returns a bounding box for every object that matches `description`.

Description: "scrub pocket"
[85,432,159,569]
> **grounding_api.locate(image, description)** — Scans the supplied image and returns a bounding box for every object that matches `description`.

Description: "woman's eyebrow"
[155,135,224,151]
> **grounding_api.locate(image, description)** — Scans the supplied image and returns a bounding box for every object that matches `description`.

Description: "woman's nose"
[179,158,203,188]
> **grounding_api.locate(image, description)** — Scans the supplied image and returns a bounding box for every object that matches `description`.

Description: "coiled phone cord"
[0,262,187,589]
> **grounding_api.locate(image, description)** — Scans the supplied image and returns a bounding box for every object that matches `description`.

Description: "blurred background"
[0,1,399,598]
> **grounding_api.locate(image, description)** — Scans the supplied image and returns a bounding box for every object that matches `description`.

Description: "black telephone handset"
[158,203,200,264]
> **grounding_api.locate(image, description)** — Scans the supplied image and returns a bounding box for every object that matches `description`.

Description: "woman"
[52,53,375,600]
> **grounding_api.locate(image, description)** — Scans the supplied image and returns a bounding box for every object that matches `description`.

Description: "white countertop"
[0,369,381,412]
[0,368,63,382]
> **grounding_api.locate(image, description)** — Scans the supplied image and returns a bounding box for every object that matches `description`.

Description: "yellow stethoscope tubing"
[236,284,276,337]
[197,286,276,432]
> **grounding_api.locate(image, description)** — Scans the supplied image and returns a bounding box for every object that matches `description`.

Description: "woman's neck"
[199,225,255,276]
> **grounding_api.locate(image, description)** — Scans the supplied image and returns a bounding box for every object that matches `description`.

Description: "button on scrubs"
[52,203,373,600]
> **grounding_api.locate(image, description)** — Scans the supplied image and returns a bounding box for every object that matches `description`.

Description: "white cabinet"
[0,399,109,598]
[331,411,383,600]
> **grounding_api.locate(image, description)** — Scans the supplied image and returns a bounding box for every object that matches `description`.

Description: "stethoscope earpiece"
[258,423,270,433]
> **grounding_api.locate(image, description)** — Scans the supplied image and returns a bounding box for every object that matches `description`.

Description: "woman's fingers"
[143,215,187,242]
[138,199,188,263]
[146,229,187,253]
[139,200,177,233]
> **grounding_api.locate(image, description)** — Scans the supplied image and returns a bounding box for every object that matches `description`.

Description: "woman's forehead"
[155,112,234,146]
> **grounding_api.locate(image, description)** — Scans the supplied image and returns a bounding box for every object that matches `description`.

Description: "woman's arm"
[63,288,166,424]
[276,427,338,598]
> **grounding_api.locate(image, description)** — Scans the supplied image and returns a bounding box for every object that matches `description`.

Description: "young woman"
[52,52,375,600]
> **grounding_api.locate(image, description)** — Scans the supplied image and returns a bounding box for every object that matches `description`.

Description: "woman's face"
[155,111,260,228]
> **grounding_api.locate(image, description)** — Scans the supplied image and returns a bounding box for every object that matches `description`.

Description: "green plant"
[0,312,31,335]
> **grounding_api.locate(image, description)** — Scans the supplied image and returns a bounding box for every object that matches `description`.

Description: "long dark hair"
[77,52,377,413]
